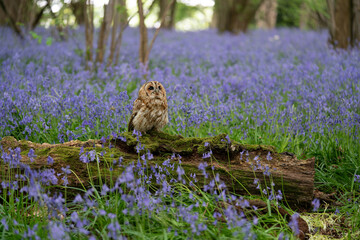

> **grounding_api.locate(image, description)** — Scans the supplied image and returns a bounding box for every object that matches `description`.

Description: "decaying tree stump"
[0,132,315,209]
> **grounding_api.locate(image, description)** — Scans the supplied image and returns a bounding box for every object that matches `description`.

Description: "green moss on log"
[0,133,315,208]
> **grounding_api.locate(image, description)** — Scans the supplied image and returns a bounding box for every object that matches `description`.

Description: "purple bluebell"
[311,198,320,211]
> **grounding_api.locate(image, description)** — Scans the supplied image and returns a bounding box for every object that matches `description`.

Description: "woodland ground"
[0,27,359,239]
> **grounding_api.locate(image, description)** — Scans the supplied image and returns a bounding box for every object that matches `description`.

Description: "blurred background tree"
[213,0,264,33]
[157,0,177,29]
[0,0,49,38]
[70,0,86,25]
[327,0,360,49]
[0,0,358,50]
[255,0,277,29]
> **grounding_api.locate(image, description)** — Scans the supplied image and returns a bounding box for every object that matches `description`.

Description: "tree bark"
[108,0,128,67]
[114,0,129,65]
[353,0,360,45]
[0,0,50,32]
[95,0,115,64]
[0,0,24,38]
[137,0,149,67]
[299,2,309,30]
[84,0,94,68]
[137,0,175,69]
[214,0,264,34]
[31,2,50,30]
[108,0,121,67]
[0,133,315,209]
[0,0,36,26]
[327,0,360,48]
[159,0,177,29]
[255,0,277,29]
[70,0,86,25]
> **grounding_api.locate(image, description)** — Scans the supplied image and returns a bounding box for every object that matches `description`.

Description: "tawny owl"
[128,81,168,133]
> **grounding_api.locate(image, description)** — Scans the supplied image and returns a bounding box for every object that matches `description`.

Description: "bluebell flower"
[1,218,8,231]
[311,198,320,211]
[47,156,54,165]
[28,148,37,162]
[288,213,300,236]
[48,221,68,239]
[73,194,83,203]
[266,152,272,161]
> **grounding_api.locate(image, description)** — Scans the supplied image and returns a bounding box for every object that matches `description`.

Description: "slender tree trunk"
[255,0,277,29]
[114,0,129,65]
[85,0,94,69]
[353,0,360,45]
[108,0,120,67]
[113,30,125,66]
[31,3,50,30]
[168,0,176,28]
[299,2,309,30]
[137,0,149,67]
[215,0,264,34]
[95,0,115,64]
[327,0,360,48]
[70,0,86,25]
[137,0,175,70]
[108,0,129,67]
[159,0,177,29]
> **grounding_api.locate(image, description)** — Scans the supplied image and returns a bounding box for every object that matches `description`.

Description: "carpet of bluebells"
[1,26,360,239]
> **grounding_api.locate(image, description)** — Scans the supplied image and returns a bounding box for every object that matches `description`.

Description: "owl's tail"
[127,114,135,132]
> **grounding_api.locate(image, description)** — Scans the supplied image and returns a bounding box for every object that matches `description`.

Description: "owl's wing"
[127,99,143,132]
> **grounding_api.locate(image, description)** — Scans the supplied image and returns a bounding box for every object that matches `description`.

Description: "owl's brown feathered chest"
[130,98,168,132]
[128,81,169,133]
[139,99,167,120]
[143,98,167,110]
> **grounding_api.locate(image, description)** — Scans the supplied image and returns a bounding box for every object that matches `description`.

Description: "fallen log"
[0,132,315,208]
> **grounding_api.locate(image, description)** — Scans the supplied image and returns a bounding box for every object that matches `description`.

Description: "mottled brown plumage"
[128,81,168,133]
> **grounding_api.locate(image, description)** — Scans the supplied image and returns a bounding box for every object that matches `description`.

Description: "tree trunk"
[0,0,25,38]
[137,0,175,70]
[353,0,360,45]
[137,0,149,67]
[31,2,50,30]
[327,0,360,48]
[114,0,129,66]
[299,2,309,30]
[108,0,128,67]
[84,0,94,68]
[108,0,121,67]
[0,0,35,26]
[0,0,53,34]
[255,0,277,29]
[95,0,115,64]
[159,0,177,29]
[70,0,86,25]
[214,0,264,34]
[0,133,315,209]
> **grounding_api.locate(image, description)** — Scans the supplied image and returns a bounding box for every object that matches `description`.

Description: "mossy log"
[0,132,315,208]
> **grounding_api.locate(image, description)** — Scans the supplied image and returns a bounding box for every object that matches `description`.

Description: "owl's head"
[139,81,166,100]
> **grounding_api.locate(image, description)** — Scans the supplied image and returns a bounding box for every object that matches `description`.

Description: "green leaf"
[30,31,42,44]
[46,37,53,46]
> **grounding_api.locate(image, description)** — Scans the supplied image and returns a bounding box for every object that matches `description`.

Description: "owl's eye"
[158,86,162,90]
[148,86,154,90]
